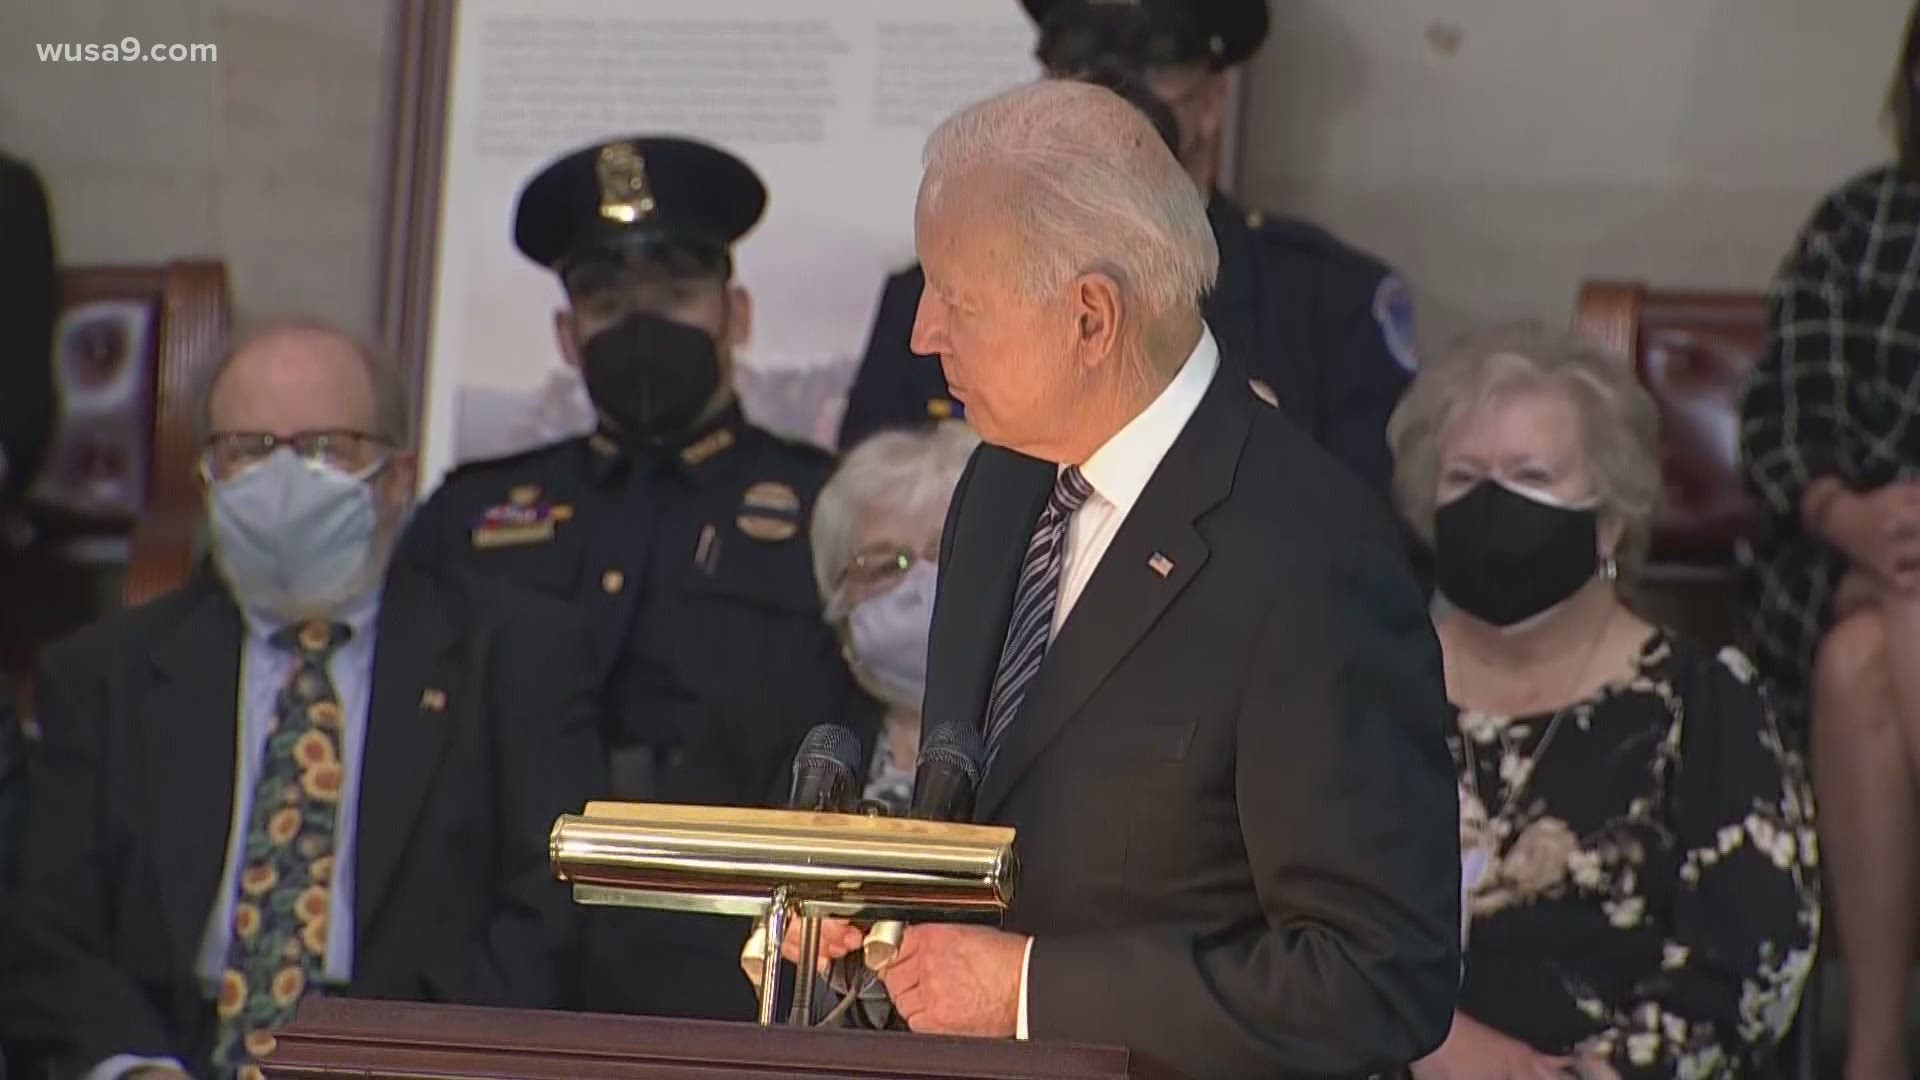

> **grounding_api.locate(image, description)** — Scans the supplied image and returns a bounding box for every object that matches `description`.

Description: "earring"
[1602,557,1619,583]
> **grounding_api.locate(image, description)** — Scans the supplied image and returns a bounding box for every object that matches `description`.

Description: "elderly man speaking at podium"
[792,80,1461,1078]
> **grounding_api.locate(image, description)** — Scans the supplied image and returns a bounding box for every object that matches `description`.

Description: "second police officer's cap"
[512,135,767,282]
[1022,0,1270,73]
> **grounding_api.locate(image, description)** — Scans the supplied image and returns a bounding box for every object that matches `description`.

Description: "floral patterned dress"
[1451,631,1821,1078]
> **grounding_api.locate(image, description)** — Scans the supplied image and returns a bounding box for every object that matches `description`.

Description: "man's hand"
[777,915,865,975]
[1410,1013,1571,1080]
[1819,482,1920,591]
[876,923,1026,1037]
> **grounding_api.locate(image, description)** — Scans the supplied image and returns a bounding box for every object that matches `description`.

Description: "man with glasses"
[397,136,872,1021]
[0,319,606,1080]
[838,0,1419,505]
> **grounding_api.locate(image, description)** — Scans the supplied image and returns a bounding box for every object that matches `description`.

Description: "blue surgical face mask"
[207,449,386,622]
[847,561,938,712]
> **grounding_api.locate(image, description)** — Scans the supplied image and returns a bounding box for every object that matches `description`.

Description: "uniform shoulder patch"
[737,480,801,543]
[1372,275,1420,372]
[742,480,800,512]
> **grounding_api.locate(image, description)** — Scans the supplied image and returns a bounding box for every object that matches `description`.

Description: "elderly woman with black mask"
[810,421,978,812]
[1389,327,1819,1080]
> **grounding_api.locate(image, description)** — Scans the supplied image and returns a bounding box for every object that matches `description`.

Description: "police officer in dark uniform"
[838,0,1421,502]
[398,136,875,1020]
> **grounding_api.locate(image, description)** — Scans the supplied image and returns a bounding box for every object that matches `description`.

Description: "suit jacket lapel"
[353,563,459,938]
[143,578,245,970]
[976,364,1250,818]
[925,448,1053,757]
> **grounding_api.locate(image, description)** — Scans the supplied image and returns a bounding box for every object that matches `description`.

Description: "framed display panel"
[378,0,1247,491]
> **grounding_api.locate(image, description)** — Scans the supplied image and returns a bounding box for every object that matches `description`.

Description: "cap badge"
[596,142,656,225]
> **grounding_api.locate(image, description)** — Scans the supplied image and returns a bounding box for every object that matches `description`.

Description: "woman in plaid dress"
[1738,7,1920,1075]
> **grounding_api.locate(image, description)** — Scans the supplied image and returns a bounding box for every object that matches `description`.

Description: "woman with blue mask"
[809,421,979,815]
[1387,327,1819,1080]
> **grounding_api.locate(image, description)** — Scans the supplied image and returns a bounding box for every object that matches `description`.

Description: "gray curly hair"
[1386,324,1663,577]
[811,420,981,621]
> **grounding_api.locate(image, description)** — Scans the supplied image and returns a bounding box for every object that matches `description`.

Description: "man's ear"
[382,451,420,504]
[1069,271,1123,371]
[554,308,582,369]
[725,284,754,350]
[1191,71,1232,147]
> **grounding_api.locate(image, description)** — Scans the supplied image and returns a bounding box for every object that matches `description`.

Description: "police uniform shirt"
[398,405,872,808]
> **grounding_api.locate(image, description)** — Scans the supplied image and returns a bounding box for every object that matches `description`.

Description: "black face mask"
[579,312,722,448]
[1433,479,1599,628]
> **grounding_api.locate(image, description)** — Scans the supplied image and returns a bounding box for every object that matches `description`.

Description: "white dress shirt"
[1015,325,1219,1039]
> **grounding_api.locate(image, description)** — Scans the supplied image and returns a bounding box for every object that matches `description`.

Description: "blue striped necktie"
[983,466,1094,768]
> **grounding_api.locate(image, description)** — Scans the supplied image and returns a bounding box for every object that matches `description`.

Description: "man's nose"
[909,294,946,357]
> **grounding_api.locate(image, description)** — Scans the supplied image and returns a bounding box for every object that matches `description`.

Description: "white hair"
[810,421,980,619]
[1386,324,1663,577]
[920,79,1218,320]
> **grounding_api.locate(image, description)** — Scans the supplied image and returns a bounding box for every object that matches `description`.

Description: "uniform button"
[602,570,625,595]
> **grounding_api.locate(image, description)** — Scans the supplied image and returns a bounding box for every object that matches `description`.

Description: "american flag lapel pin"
[1147,552,1174,578]
[420,688,448,713]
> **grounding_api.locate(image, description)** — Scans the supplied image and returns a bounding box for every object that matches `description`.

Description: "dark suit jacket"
[925,356,1460,1079]
[0,564,608,1078]
[0,153,56,502]
[0,672,23,889]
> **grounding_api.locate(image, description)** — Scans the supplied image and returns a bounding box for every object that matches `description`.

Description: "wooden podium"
[266,998,1187,1079]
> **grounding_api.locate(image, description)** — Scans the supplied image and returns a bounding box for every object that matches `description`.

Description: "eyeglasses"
[837,541,939,594]
[202,430,392,481]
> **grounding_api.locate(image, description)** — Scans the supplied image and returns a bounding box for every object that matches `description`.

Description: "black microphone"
[787,723,863,812]
[907,721,984,822]
[864,722,987,977]
[742,723,865,994]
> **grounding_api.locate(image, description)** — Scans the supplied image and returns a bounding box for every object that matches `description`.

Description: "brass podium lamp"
[551,801,1017,1025]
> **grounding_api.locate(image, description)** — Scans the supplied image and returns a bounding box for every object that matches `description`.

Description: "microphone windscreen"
[795,723,863,776]
[915,721,983,780]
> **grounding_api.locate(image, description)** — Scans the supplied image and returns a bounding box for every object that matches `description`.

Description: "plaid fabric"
[1738,165,1920,727]
[209,620,351,1080]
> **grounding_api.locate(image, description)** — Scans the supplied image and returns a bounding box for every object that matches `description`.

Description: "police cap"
[512,135,767,281]
[1023,0,1270,72]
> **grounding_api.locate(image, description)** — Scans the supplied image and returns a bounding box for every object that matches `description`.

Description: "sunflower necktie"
[209,620,351,1080]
